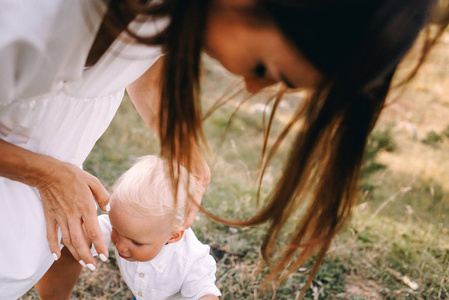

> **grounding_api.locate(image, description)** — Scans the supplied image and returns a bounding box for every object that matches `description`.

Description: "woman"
[0,0,447,298]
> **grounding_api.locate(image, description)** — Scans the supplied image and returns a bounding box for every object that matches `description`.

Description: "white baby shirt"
[96,214,221,300]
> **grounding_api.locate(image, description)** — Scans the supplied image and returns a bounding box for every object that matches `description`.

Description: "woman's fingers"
[67,217,97,271]
[184,181,205,229]
[89,175,110,213]
[37,162,110,270]
[58,218,81,263]
[184,202,200,229]
[184,156,210,229]
[81,209,108,262]
[41,193,70,261]
[66,180,108,269]
[43,211,61,261]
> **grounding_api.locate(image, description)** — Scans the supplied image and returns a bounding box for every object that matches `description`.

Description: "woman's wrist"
[0,139,60,188]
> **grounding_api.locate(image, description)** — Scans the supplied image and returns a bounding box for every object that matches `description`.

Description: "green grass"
[78,92,449,298]
[24,37,449,299]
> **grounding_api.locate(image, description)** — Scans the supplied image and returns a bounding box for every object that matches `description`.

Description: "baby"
[94,155,220,300]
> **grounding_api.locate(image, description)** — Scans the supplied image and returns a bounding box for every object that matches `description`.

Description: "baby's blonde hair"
[111,155,200,228]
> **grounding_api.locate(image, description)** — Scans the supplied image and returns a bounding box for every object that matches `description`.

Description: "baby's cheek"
[132,247,155,262]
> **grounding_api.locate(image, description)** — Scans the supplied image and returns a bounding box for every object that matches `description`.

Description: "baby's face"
[108,201,173,262]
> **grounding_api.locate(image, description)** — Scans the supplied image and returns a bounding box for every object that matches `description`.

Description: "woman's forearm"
[0,138,56,188]
[127,56,210,180]
[126,56,164,135]
[127,56,211,227]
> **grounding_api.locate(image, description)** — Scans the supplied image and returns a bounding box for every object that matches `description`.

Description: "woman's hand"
[183,148,211,229]
[0,139,109,269]
[37,159,109,269]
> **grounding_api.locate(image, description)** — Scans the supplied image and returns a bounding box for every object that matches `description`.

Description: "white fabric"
[0,0,164,298]
[95,215,221,300]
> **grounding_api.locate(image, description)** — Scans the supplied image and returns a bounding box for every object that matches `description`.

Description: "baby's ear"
[167,227,185,243]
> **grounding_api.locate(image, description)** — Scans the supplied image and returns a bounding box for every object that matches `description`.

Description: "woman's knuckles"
[87,231,99,241]
[70,237,87,249]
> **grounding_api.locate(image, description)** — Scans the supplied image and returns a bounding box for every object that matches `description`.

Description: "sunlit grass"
[23,30,449,299]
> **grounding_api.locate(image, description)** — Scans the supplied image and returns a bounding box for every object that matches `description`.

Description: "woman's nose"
[244,77,277,94]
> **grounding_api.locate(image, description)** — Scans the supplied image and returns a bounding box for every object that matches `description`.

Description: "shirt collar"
[147,236,181,273]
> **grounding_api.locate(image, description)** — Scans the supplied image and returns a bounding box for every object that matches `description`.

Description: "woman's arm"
[126,56,210,228]
[0,139,109,267]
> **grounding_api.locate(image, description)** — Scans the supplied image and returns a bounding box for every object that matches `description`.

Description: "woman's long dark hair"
[87,0,448,295]
[86,0,210,190]
[249,0,448,292]
[239,0,448,292]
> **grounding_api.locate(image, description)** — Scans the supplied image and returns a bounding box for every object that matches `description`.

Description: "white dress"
[0,0,164,298]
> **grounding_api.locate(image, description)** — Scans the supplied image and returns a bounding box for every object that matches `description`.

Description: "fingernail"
[105,203,111,212]
[87,263,96,271]
[99,253,107,262]
[52,253,58,261]
[79,260,87,267]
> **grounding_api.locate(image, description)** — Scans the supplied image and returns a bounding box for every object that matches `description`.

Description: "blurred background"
[25,26,448,299]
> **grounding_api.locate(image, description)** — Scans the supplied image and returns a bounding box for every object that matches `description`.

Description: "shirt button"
[139,273,145,278]
[138,291,143,297]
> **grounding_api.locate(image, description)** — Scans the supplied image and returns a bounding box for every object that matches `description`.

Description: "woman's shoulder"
[1,0,94,45]
[0,0,106,104]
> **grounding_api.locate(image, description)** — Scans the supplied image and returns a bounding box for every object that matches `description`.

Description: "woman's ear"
[167,227,185,244]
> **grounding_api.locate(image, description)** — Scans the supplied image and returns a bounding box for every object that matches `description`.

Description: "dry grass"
[23,28,449,300]
[377,27,449,190]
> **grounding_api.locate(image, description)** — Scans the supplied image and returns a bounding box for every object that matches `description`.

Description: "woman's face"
[204,0,321,93]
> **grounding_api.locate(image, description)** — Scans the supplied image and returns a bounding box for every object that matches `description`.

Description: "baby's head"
[108,155,200,262]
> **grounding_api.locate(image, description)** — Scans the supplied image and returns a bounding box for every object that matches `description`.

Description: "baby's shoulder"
[173,229,212,262]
